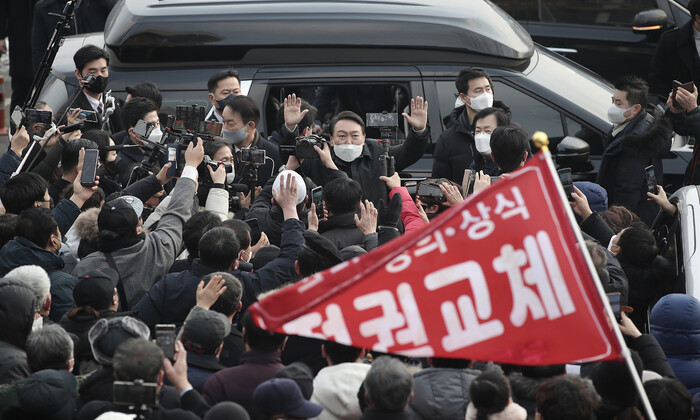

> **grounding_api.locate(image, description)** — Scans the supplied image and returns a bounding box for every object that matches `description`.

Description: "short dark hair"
[599,206,641,234]
[323,341,363,364]
[202,272,243,317]
[207,69,241,93]
[470,370,511,419]
[26,324,74,372]
[241,310,286,352]
[16,207,58,249]
[61,184,105,210]
[113,338,164,383]
[81,130,113,162]
[490,125,530,173]
[418,178,457,214]
[690,0,700,19]
[182,211,222,256]
[61,138,99,173]
[204,139,232,160]
[536,375,596,420]
[0,172,48,214]
[614,75,648,110]
[0,214,18,248]
[222,219,251,250]
[126,82,163,109]
[329,110,365,135]
[73,45,109,73]
[324,178,362,215]
[617,223,658,268]
[199,227,240,270]
[472,107,510,131]
[223,96,260,126]
[121,97,158,130]
[275,98,318,133]
[456,67,493,95]
[642,378,692,420]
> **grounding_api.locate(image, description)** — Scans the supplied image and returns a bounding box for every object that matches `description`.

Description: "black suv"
[492,0,690,83]
[37,0,691,185]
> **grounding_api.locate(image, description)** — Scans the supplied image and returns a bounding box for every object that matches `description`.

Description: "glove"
[378,193,402,228]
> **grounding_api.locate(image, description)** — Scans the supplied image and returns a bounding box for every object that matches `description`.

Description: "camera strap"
[104,252,129,310]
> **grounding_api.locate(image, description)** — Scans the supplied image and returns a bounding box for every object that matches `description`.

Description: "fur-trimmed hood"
[619,113,672,157]
[73,208,100,241]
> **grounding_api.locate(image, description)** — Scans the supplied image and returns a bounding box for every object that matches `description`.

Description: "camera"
[199,155,233,179]
[280,135,327,160]
[417,181,446,202]
[173,105,206,131]
[366,112,398,177]
[241,148,266,165]
[113,379,158,407]
[80,73,97,89]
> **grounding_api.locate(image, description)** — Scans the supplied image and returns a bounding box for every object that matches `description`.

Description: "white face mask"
[607,104,633,124]
[32,316,43,332]
[147,127,163,144]
[454,96,465,108]
[607,235,618,253]
[333,144,363,162]
[226,171,236,185]
[467,92,494,112]
[474,132,491,155]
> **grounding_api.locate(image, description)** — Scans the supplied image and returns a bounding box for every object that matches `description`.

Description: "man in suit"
[205,69,243,123]
[66,45,123,134]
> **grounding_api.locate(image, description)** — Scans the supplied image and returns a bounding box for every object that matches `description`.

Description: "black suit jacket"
[60,90,124,134]
[649,21,700,97]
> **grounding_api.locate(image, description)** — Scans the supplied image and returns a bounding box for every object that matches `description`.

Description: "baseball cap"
[181,310,231,354]
[253,378,323,418]
[18,369,77,420]
[74,268,118,310]
[98,198,140,236]
[273,170,307,205]
[88,316,150,366]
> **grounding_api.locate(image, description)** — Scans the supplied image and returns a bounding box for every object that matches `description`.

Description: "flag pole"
[531,131,656,420]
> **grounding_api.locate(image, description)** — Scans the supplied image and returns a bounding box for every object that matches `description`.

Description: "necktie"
[97,102,104,117]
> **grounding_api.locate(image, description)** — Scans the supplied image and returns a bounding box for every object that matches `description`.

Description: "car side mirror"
[632,9,667,35]
[555,136,593,173]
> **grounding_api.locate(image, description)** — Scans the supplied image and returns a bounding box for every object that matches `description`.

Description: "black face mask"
[85,75,109,94]
[102,156,123,179]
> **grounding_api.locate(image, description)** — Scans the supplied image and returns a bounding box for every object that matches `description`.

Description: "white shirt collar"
[612,120,631,137]
[205,107,223,123]
[84,92,103,114]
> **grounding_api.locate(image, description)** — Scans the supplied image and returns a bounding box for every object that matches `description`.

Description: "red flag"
[249,153,624,365]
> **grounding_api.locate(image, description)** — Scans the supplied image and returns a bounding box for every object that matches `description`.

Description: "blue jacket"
[650,294,700,394]
[0,236,77,322]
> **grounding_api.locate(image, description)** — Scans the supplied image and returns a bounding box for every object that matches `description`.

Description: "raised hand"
[284,93,309,131]
[402,96,428,131]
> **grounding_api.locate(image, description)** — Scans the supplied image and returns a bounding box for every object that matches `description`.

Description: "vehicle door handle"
[547,47,578,54]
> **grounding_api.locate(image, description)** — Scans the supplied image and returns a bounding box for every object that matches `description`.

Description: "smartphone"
[113,381,158,407]
[80,149,99,187]
[245,218,262,245]
[69,108,98,123]
[133,119,155,140]
[672,80,696,109]
[155,324,176,361]
[462,169,473,197]
[166,144,179,177]
[241,148,266,164]
[311,186,324,219]
[417,182,445,201]
[558,168,574,201]
[61,122,84,133]
[25,109,53,125]
[645,165,658,194]
[607,292,621,323]
[490,176,502,184]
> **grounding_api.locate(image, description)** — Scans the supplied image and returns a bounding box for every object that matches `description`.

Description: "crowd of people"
[0,31,699,419]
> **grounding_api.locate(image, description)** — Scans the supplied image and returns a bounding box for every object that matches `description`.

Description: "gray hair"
[6,265,50,310]
[202,272,243,317]
[26,324,74,372]
[364,356,414,412]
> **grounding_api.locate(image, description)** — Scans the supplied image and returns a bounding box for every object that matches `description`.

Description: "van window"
[493,0,536,21]
[263,84,412,140]
[539,0,658,26]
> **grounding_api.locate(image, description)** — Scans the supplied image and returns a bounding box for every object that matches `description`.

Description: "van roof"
[104,0,533,67]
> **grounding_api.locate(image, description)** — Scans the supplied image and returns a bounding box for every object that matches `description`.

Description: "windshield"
[526,46,613,126]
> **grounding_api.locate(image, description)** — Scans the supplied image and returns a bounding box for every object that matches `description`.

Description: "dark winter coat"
[319,212,365,250]
[623,255,673,331]
[667,107,700,185]
[132,258,220,332]
[408,367,481,420]
[233,130,281,188]
[0,280,35,384]
[649,20,700,97]
[651,294,700,395]
[432,102,510,184]
[185,352,225,393]
[595,111,671,226]
[78,388,207,420]
[280,125,429,207]
[0,236,78,322]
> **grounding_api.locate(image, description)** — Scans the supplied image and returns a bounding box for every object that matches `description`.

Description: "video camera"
[113,379,157,419]
[199,155,234,179]
[280,134,328,160]
[367,112,397,177]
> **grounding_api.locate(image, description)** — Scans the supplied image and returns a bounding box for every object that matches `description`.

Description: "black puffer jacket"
[596,111,672,226]
[408,367,481,420]
[0,279,36,384]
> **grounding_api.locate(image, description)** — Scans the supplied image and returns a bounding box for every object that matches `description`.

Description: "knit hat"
[18,369,77,420]
[273,362,315,400]
[88,316,150,365]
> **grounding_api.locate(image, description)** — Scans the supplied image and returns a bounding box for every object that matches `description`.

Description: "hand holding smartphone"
[672,80,695,109]
[81,149,99,187]
[312,186,324,219]
[155,324,176,361]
